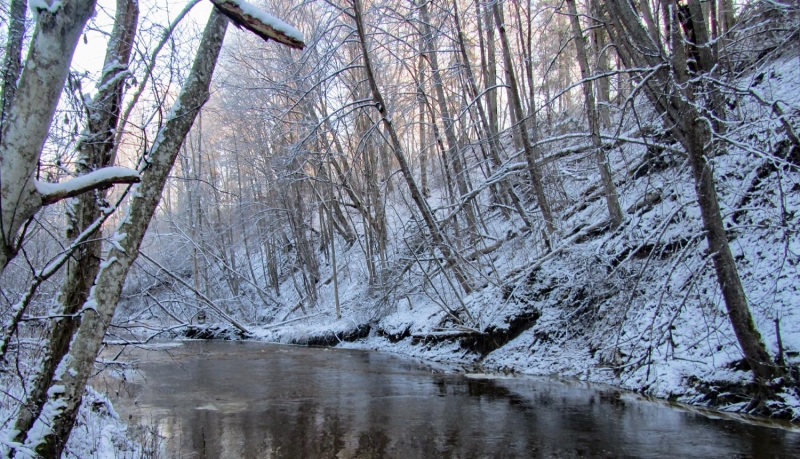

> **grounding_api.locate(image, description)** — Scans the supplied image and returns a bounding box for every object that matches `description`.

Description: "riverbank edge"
[173,321,800,423]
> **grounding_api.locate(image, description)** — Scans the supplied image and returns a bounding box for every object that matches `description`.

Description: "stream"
[97,340,800,458]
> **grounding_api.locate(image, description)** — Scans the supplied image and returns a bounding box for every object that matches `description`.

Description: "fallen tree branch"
[211,0,305,49]
[264,312,327,330]
[139,252,251,335]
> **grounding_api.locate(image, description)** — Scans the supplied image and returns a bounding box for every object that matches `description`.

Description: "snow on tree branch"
[210,0,305,49]
[28,0,64,20]
[35,167,140,205]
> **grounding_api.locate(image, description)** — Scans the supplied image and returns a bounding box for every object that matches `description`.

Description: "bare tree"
[564,0,623,228]
[415,0,478,239]
[601,0,777,385]
[5,2,305,455]
[352,0,473,294]
[493,1,555,234]
[7,0,140,446]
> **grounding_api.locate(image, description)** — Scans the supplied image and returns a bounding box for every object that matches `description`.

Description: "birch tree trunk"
[0,0,97,276]
[10,11,229,457]
[8,0,139,446]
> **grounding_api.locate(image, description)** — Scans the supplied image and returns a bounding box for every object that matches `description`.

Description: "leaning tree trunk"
[493,1,554,234]
[602,0,776,384]
[9,0,140,445]
[11,11,230,457]
[352,0,472,294]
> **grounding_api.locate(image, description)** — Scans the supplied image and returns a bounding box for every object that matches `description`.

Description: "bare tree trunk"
[313,97,358,245]
[590,0,612,129]
[328,160,341,320]
[352,0,472,294]
[417,46,430,197]
[286,176,319,299]
[493,1,555,234]
[361,123,385,284]
[265,236,280,297]
[637,0,663,48]
[325,121,380,235]
[317,153,356,245]
[238,155,264,312]
[11,11,230,456]
[565,0,623,229]
[480,0,499,143]
[425,90,458,205]
[182,142,206,303]
[718,0,735,35]
[511,0,535,120]
[454,0,530,226]
[379,125,393,194]
[416,0,477,238]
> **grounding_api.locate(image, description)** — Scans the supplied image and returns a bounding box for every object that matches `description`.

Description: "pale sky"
[71,0,214,82]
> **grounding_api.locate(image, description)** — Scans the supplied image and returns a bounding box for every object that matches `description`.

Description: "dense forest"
[1,0,799,455]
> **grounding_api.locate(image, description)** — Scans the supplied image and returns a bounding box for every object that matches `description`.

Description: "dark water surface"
[99,341,800,458]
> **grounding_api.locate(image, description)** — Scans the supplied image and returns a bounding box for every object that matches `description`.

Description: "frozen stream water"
[99,340,800,458]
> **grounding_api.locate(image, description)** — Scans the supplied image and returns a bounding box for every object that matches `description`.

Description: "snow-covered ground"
[0,383,152,458]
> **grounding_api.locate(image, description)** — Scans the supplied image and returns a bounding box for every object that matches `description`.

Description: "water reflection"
[100,342,800,458]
